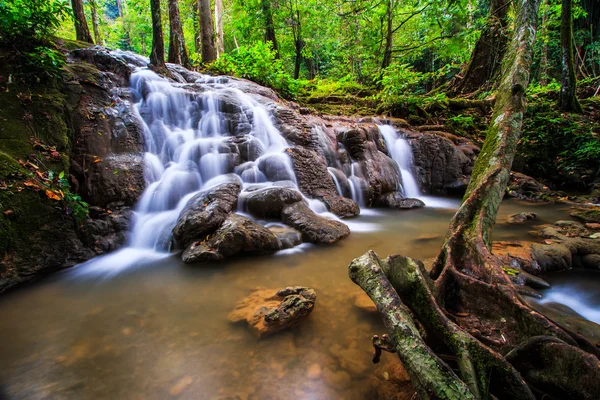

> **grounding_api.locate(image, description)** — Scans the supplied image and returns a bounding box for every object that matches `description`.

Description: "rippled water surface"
[0,200,585,399]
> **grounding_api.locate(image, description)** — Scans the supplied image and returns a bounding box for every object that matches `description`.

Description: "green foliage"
[447,114,476,135]
[44,170,90,222]
[208,42,301,98]
[0,0,68,79]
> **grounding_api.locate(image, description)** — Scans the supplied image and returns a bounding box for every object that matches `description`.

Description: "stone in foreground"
[182,214,281,263]
[228,287,317,338]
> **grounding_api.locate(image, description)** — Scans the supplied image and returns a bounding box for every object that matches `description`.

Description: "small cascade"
[378,124,420,198]
[347,163,366,207]
[128,69,302,251]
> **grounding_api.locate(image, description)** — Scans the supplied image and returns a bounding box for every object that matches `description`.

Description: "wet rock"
[257,154,296,182]
[182,214,281,263]
[288,146,359,218]
[172,182,241,248]
[581,254,600,270]
[506,172,553,201]
[228,287,317,338]
[281,202,350,244]
[571,209,600,223]
[507,212,538,224]
[244,187,304,219]
[366,363,415,400]
[376,192,425,209]
[531,243,573,272]
[268,226,302,249]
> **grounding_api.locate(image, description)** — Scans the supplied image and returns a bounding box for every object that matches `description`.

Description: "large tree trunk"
[448,0,510,95]
[199,0,217,62]
[89,0,102,45]
[381,0,394,71]
[559,0,583,112]
[149,0,167,73]
[167,0,191,68]
[261,0,279,55]
[192,0,201,55]
[71,0,94,43]
[214,0,224,57]
[350,0,600,398]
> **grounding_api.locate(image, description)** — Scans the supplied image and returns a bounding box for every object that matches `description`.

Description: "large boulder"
[228,287,317,338]
[281,202,350,244]
[182,214,281,263]
[507,172,553,201]
[244,187,304,219]
[375,192,425,209]
[172,182,241,248]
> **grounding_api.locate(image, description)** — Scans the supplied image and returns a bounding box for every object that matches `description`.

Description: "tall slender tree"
[71,0,94,43]
[168,0,191,68]
[559,0,583,112]
[89,0,102,45]
[199,0,217,62]
[149,0,167,73]
[192,0,202,54]
[261,0,279,56]
[215,0,225,57]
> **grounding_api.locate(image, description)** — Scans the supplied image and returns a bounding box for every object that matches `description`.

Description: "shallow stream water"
[0,199,595,399]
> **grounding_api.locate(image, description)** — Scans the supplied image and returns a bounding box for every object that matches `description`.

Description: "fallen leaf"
[45,190,62,200]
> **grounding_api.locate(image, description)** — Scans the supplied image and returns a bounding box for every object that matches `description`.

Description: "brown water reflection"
[0,199,574,399]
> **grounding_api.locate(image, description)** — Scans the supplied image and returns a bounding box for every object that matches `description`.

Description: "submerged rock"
[376,192,425,209]
[571,209,600,223]
[182,214,281,263]
[281,202,350,244]
[228,287,317,338]
[244,187,304,219]
[172,182,241,248]
[268,225,303,249]
[507,212,538,224]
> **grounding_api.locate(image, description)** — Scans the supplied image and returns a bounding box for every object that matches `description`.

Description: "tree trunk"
[261,0,279,55]
[214,0,224,57]
[71,0,94,43]
[294,37,304,79]
[89,0,102,45]
[381,0,394,71]
[559,0,583,112]
[149,0,167,73]
[199,0,217,62]
[349,0,600,398]
[192,0,201,55]
[116,0,124,18]
[167,0,191,68]
[448,0,510,95]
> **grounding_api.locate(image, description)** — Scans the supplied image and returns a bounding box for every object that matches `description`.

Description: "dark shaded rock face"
[281,202,350,244]
[407,130,474,195]
[507,172,553,201]
[244,187,304,219]
[182,214,281,263]
[228,287,317,338]
[172,182,241,248]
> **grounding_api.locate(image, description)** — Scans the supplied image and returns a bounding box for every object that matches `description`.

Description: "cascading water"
[378,124,457,208]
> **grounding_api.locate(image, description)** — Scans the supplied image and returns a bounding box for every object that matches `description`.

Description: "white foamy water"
[540,287,600,324]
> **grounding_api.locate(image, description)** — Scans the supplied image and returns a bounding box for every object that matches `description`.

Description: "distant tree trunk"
[149,0,168,73]
[214,0,225,57]
[168,0,191,68]
[381,0,394,71]
[261,0,279,56]
[448,0,510,95]
[539,2,549,85]
[116,0,124,17]
[71,0,94,43]
[559,0,583,112]
[289,1,303,79]
[89,0,102,45]
[199,0,217,62]
[192,0,201,54]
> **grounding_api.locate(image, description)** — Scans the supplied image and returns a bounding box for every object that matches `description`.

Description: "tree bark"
[89,0,102,45]
[559,0,583,112]
[167,0,191,68]
[261,0,279,56]
[149,0,168,73]
[192,0,201,55]
[448,0,510,95]
[71,0,94,43]
[199,0,217,62]
[381,0,394,71]
[214,0,224,57]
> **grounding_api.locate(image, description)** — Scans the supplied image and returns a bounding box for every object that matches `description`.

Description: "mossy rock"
[571,209,600,223]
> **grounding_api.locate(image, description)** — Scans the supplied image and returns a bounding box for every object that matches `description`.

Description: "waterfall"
[378,124,421,198]
[128,69,300,251]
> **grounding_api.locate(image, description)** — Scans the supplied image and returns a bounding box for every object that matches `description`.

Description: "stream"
[0,199,593,400]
